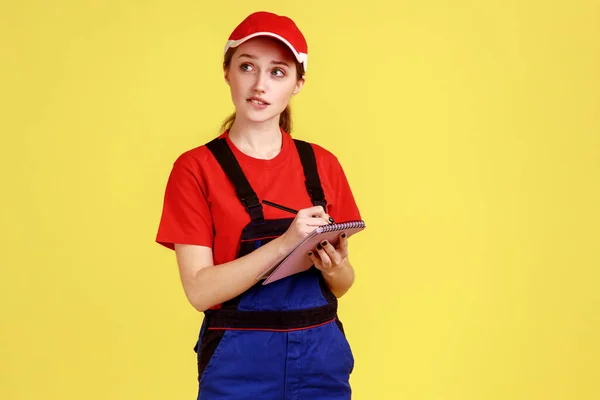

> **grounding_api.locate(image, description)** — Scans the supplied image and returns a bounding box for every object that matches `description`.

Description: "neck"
[228,117,283,160]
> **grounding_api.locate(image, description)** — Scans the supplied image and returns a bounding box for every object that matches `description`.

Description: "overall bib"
[193,138,354,400]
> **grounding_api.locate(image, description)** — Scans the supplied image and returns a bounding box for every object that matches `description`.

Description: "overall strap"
[293,139,327,210]
[206,138,265,222]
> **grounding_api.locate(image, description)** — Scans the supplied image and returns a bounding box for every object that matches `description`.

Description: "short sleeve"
[328,156,362,222]
[155,153,214,250]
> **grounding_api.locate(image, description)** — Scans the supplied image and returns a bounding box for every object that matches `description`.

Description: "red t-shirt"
[156,130,361,266]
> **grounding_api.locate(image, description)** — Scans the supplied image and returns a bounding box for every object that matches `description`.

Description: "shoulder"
[297,140,344,172]
[309,142,337,159]
[171,137,222,171]
[164,137,227,192]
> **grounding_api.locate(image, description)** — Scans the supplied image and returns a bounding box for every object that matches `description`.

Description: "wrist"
[272,235,293,258]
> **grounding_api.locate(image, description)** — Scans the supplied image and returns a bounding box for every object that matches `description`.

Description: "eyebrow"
[237,53,290,68]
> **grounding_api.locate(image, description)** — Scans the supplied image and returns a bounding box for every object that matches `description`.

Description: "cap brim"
[224,32,308,72]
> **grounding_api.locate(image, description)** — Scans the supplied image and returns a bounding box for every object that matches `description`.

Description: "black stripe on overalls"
[205,137,265,222]
[205,137,338,310]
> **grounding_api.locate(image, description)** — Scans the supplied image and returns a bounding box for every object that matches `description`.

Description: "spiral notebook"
[258,220,366,285]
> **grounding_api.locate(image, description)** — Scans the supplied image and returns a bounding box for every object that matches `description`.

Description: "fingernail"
[308,251,313,256]
[316,244,323,250]
[341,233,346,238]
[321,241,327,246]
[329,217,335,224]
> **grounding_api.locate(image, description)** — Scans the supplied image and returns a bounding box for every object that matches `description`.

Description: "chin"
[239,110,281,125]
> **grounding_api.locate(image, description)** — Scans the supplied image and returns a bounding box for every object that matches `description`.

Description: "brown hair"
[220,46,305,134]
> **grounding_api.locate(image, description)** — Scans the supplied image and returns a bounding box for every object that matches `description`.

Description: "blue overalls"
[192,138,354,400]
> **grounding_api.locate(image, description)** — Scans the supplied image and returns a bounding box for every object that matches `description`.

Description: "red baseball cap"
[224,11,308,74]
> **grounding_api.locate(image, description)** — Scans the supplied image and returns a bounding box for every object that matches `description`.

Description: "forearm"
[321,259,355,298]
[191,236,291,311]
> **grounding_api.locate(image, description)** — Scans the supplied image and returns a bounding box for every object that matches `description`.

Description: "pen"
[262,199,299,215]
[262,199,335,224]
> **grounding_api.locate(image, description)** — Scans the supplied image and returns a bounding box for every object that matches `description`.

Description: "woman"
[156,11,362,400]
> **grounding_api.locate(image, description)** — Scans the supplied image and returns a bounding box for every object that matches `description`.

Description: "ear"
[224,68,231,86]
[292,77,305,96]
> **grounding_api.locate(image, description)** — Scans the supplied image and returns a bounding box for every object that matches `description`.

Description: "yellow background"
[1,0,599,399]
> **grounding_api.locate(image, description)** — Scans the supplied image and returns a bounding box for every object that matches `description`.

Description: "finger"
[307,250,323,270]
[338,232,349,257]
[320,240,343,265]
[299,216,330,227]
[299,206,334,224]
[298,205,325,217]
[315,242,332,268]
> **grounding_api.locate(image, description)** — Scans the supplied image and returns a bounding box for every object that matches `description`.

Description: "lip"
[247,96,270,106]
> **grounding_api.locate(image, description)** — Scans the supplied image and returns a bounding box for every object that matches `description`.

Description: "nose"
[253,71,267,93]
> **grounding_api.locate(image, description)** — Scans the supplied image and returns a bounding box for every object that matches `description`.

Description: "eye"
[271,68,285,77]
[240,63,254,72]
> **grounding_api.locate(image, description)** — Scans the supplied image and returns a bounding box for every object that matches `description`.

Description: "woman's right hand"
[279,206,332,253]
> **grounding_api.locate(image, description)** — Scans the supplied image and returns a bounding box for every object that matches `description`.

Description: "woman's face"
[225,37,304,127]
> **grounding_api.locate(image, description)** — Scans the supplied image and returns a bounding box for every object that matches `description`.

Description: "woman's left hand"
[308,232,349,274]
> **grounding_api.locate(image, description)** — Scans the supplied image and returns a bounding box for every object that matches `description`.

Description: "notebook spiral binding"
[316,220,365,233]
